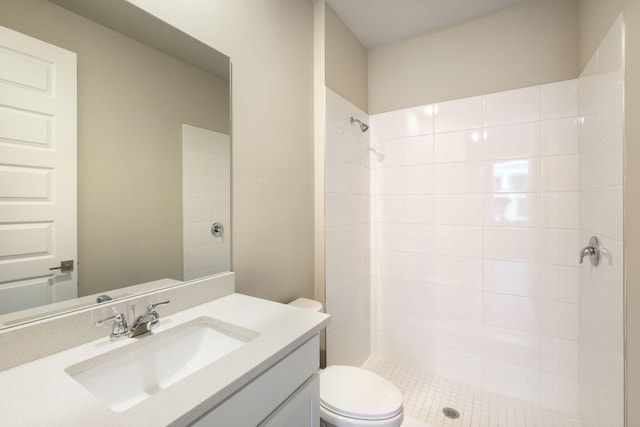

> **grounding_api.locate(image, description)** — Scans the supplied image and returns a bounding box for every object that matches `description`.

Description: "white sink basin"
[65,316,259,412]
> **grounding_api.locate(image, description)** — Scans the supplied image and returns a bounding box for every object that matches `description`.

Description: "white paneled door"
[0,26,77,315]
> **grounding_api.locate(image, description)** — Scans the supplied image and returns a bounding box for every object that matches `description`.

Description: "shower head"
[350,116,369,133]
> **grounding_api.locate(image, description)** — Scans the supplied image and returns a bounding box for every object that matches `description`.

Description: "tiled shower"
[324,14,623,427]
[370,78,581,412]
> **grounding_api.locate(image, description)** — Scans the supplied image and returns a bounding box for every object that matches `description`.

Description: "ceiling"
[325,0,529,48]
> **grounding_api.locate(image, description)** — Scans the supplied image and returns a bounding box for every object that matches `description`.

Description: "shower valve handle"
[579,236,601,267]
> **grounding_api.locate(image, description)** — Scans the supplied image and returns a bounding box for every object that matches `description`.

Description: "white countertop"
[0,293,330,426]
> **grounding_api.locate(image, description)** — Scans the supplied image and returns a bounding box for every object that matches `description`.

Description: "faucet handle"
[579,236,601,267]
[95,312,129,341]
[133,301,170,335]
[579,246,594,263]
[147,300,170,312]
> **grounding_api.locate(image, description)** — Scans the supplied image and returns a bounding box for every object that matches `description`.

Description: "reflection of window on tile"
[492,160,530,191]
[490,193,530,223]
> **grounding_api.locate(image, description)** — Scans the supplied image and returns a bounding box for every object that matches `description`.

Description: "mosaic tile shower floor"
[363,358,582,427]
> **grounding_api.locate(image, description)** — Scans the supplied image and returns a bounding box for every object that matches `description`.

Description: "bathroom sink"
[65,316,259,412]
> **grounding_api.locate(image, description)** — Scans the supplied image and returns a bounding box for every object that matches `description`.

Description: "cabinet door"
[261,374,319,427]
[190,336,319,426]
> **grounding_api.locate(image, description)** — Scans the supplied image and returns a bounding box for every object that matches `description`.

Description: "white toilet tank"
[288,297,324,312]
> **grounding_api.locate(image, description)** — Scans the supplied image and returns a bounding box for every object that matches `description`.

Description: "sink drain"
[442,407,460,419]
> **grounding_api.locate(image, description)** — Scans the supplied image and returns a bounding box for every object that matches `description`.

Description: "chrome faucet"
[95,312,129,341]
[129,301,170,337]
[95,300,170,341]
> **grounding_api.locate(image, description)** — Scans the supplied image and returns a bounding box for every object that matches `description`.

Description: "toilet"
[288,298,404,427]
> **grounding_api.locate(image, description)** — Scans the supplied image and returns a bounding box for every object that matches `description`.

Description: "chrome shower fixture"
[350,116,369,132]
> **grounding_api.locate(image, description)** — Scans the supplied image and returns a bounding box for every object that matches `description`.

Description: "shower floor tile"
[363,358,582,427]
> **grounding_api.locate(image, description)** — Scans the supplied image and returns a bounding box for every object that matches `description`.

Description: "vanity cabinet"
[261,375,319,427]
[191,335,320,427]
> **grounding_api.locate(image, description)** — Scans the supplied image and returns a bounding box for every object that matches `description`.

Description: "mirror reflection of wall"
[0,0,230,321]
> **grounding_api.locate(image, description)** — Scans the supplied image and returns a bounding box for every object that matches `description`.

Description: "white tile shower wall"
[577,15,624,427]
[182,124,231,280]
[370,80,582,411]
[324,88,371,366]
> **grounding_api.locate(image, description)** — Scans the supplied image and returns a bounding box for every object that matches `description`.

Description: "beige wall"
[129,0,316,303]
[324,3,368,112]
[0,0,230,296]
[578,0,626,68]
[368,0,579,113]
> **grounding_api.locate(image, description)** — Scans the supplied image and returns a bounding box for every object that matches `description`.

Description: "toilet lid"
[320,366,403,421]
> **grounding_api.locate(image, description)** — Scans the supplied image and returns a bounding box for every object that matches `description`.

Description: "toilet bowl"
[319,365,403,427]
[288,298,404,427]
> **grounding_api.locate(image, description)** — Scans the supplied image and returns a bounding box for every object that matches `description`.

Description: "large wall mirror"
[0,0,231,328]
